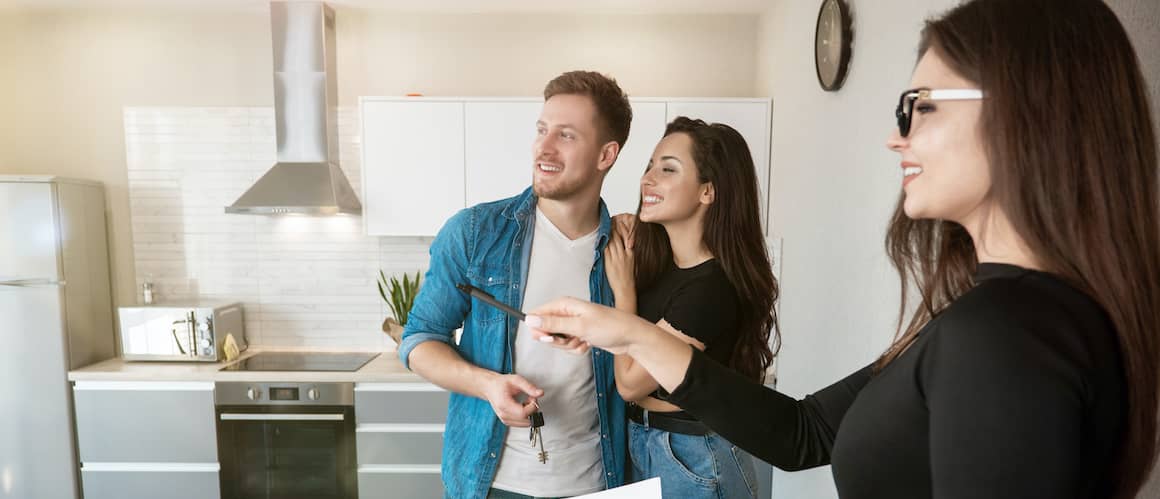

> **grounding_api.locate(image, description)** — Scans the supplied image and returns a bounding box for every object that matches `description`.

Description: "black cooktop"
[220,352,380,372]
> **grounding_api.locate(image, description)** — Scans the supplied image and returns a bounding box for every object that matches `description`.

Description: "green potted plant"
[378,270,421,345]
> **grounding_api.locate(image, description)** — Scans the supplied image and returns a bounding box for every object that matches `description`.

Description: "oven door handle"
[220,413,346,421]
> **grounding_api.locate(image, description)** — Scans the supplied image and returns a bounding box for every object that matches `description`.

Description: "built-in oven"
[215,382,358,499]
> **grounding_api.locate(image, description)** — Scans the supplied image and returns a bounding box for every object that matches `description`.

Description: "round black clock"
[815,0,853,91]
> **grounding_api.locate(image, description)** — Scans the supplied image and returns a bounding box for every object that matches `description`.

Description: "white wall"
[756,1,956,495]
[756,0,1159,498]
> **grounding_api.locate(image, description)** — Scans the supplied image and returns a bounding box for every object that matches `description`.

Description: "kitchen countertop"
[67,348,425,383]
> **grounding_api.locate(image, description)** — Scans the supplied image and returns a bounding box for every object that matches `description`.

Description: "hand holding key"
[481,373,543,428]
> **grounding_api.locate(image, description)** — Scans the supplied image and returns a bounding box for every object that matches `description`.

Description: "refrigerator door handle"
[0,279,66,287]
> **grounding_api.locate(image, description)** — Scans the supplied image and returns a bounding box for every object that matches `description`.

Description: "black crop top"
[636,258,741,401]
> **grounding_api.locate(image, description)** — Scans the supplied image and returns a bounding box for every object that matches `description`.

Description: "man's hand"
[481,373,544,427]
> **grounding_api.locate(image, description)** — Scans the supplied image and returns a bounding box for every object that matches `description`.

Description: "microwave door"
[121,308,195,359]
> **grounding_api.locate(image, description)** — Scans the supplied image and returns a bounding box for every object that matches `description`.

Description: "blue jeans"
[629,421,757,499]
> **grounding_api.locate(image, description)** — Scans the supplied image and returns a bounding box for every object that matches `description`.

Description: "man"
[398,71,633,499]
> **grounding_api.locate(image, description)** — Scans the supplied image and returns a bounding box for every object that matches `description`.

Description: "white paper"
[568,477,661,499]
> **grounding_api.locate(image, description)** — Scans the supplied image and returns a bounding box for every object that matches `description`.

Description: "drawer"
[73,381,217,462]
[356,428,443,465]
[81,466,220,499]
[354,384,448,424]
[358,468,442,499]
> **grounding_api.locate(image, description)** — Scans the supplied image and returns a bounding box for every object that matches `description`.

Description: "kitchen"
[2,1,1159,499]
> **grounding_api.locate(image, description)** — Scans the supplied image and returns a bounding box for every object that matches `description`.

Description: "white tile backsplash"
[124,106,428,351]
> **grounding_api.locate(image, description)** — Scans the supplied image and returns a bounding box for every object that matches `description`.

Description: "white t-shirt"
[490,209,605,497]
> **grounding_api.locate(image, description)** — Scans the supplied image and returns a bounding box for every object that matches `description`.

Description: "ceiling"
[1,0,773,14]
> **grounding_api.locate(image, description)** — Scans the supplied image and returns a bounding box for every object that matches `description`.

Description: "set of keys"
[528,410,548,464]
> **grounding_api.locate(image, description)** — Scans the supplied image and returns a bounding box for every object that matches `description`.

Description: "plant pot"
[382,317,405,345]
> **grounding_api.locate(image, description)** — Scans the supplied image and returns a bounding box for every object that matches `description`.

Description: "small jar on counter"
[142,280,155,305]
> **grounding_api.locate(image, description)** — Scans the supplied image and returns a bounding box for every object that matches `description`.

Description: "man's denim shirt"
[398,187,627,499]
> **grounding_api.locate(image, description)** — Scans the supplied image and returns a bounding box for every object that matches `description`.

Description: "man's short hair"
[543,70,633,149]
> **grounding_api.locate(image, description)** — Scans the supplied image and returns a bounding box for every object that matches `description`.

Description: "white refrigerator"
[0,176,116,499]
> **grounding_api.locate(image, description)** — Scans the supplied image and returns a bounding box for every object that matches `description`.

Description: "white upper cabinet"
[360,98,771,237]
[463,100,542,207]
[601,101,667,217]
[361,99,466,237]
[665,100,772,232]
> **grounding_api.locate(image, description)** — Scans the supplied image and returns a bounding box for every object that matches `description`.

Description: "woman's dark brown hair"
[880,1,1159,496]
[632,117,780,382]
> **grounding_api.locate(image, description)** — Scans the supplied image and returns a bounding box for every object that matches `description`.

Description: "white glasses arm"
[923,89,984,101]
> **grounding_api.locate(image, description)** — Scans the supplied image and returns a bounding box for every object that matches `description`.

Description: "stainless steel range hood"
[227,1,361,215]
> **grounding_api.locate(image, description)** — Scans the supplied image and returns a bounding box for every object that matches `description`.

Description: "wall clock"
[815,0,853,91]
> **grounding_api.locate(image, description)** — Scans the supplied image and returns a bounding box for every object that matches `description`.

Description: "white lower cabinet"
[81,466,220,499]
[72,381,220,499]
[71,379,771,498]
[355,383,449,499]
[358,468,444,499]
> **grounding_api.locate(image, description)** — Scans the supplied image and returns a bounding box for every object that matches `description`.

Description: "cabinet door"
[73,381,218,463]
[665,101,772,232]
[362,100,466,236]
[357,430,444,465]
[81,467,220,499]
[359,468,442,499]
[354,383,449,425]
[464,101,542,207]
[355,384,446,498]
[602,101,668,217]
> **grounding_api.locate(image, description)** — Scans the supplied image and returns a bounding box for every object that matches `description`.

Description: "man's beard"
[533,174,587,200]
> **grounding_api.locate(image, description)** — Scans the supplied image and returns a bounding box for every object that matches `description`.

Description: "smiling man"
[398,71,633,499]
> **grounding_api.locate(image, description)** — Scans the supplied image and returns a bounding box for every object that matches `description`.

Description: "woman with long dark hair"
[530,0,1159,497]
[600,117,778,498]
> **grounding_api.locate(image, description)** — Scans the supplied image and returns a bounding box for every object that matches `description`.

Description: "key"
[528,410,548,464]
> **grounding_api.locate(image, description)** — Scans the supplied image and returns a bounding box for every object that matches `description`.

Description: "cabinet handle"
[0,279,65,287]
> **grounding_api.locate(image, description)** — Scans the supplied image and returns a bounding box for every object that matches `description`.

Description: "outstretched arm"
[528,297,869,469]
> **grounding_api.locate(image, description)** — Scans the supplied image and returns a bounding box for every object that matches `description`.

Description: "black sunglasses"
[895,88,984,137]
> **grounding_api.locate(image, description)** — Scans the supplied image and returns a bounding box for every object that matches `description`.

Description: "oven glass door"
[216,405,357,499]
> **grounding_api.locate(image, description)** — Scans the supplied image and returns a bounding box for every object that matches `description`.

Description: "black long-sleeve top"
[666,263,1126,498]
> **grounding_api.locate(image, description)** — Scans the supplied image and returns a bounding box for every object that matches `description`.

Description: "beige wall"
[756,0,1158,497]
[0,6,759,306]
[338,11,758,99]
[0,8,273,306]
